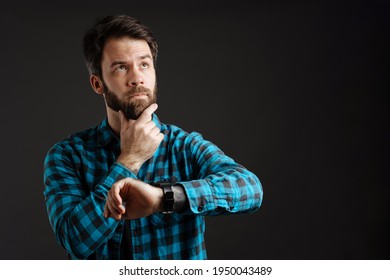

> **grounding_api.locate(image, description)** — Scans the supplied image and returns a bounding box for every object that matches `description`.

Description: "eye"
[116,65,127,72]
[140,62,149,69]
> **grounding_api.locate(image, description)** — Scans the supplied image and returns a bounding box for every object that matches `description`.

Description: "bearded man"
[43,15,263,260]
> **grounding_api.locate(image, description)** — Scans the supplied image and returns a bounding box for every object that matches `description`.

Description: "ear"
[90,74,104,96]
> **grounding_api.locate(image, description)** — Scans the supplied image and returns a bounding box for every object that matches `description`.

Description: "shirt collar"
[97,113,162,147]
[97,118,117,147]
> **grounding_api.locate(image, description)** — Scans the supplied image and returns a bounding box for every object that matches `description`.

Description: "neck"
[106,107,121,136]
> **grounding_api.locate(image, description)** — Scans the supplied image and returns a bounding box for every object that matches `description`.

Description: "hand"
[104,178,163,220]
[117,103,164,173]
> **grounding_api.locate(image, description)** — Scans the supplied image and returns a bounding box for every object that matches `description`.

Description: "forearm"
[44,162,136,259]
[50,191,119,259]
[179,164,262,215]
[176,132,263,216]
[116,153,142,175]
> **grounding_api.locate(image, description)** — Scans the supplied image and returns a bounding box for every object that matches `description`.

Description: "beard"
[103,83,157,120]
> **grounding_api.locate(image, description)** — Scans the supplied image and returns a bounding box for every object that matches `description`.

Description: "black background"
[0,0,389,259]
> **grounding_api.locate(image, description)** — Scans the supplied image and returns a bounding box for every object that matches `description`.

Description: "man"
[43,15,263,260]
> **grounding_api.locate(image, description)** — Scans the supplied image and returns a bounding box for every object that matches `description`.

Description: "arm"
[104,119,262,220]
[103,104,165,220]
[104,130,262,219]
[179,132,263,216]
[43,144,136,259]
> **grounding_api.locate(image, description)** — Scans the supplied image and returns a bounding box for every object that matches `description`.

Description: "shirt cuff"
[172,185,188,213]
[99,162,137,192]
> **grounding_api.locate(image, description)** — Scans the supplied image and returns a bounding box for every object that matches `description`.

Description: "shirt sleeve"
[43,143,136,259]
[178,132,263,216]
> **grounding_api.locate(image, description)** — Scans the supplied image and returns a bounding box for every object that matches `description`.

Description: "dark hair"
[83,15,158,77]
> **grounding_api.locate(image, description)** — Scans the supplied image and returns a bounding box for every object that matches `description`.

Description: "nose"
[128,67,144,87]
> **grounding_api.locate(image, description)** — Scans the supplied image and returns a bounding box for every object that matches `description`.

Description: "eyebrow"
[139,54,152,60]
[110,55,153,68]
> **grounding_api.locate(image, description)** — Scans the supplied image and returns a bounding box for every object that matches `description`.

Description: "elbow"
[249,174,263,213]
[56,230,94,260]
[54,217,95,259]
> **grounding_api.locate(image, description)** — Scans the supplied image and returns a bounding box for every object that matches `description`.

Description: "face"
[98,37,157,120]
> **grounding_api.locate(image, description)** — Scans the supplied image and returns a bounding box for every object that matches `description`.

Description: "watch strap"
[158,182,174,214]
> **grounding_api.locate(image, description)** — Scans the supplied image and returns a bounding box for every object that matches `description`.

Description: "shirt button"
[198,206,204,212]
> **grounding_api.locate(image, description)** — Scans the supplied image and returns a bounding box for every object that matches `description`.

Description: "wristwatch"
[154,181,174,214]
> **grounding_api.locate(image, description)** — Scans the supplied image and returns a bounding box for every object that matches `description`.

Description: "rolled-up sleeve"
[178,132,263,216]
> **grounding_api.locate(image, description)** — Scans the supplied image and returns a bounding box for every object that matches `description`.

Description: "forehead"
[102,36,152,62]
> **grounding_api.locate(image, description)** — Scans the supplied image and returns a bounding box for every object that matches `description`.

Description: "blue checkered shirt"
[43,114,263,259]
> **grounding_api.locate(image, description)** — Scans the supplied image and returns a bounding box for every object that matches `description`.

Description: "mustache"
[125,86,152,97]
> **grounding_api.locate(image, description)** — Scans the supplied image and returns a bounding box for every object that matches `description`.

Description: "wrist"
[117,154,142,174]
[154,187,164,213]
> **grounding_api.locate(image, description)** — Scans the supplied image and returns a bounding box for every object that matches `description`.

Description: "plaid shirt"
[43,114,263,259]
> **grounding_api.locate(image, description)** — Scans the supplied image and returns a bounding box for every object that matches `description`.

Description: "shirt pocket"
[150,213,184,227]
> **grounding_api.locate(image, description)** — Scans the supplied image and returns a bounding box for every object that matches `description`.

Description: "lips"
[128,93,148,98]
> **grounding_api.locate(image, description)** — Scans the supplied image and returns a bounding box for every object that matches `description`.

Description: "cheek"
[147,74,156,87]
[108,77,128,91]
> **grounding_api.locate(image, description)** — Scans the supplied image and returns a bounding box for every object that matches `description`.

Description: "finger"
[114,178,133,214]
[136,103,158,123]
[105,202,116,219]
[119,203,126,215]
[108,189,123,215]
[104,203,109,218]
[150,126,161,137]
[104,194,113,218]
[112,183,123,207]
[144,119,156,131]
[157,132,164,142]
[112,195,126,215]
[112,178,126,202]
[107,196,122,218]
